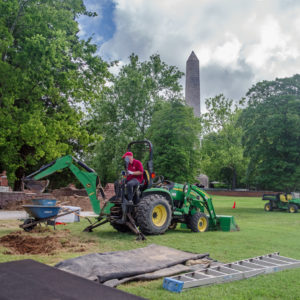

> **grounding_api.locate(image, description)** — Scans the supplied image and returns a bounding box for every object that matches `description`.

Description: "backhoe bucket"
[209,215,239,232]
[23,179,49,193]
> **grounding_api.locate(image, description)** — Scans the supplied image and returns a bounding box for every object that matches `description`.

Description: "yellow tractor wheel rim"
[198,217,207,232]
[290,206,295,213]
[152,204,167,227]
[266,204,270,211]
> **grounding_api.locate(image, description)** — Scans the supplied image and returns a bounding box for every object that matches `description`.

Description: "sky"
[78,0,300,108]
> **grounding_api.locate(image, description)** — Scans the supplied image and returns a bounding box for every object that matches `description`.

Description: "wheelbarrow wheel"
[23,218,36,232]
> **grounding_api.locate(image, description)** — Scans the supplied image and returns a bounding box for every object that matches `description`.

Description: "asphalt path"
[0,211,97,220]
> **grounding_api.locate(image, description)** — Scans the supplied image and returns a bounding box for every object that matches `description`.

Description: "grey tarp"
[55,244,210,284]
[104,264,193,287]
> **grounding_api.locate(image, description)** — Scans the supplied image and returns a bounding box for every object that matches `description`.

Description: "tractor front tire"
[288,204,298,213]
[188,212,208,232]
[137,194,171,235]
[264,202,273,212]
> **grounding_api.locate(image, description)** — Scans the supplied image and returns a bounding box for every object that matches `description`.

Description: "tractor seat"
[140,170,150,191]
[279,194,289,202]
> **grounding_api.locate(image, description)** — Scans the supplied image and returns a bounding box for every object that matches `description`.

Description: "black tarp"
[55,244,210,284]
[0,259,145,300]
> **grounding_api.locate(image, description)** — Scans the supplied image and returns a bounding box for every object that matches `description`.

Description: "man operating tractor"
[122,151,144,204]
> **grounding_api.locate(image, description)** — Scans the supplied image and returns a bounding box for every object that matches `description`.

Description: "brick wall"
[0,171,8,187]
[0,192,36,209]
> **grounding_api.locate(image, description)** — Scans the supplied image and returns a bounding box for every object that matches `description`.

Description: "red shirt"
[127,159,144,183]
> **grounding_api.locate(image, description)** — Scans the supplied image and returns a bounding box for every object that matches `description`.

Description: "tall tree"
[0,0,109,189]
[246,74,300,104]
[89,54,184,184]
[147,100,201,183]
[240,92,300,191]
[200,95,247,189]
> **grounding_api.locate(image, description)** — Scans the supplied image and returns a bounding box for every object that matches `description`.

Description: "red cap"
[122,151,133,159]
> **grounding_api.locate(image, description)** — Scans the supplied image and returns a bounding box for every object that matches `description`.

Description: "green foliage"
[200,95,247,188]
[147,101,201,183]
[0,0,109,189]
[201,94,242,134]
[89,54,184,184]
[246,74,300,104]
[240,93,300,191]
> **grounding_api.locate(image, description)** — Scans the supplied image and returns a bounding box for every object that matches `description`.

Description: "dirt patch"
[0,228,95,255]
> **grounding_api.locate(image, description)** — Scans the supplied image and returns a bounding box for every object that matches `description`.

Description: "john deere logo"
[86,183,91,188]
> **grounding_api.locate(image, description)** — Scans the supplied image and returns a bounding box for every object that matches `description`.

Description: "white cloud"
[213,33,242,69]
[246,16,291,68]
[95,0,300,102]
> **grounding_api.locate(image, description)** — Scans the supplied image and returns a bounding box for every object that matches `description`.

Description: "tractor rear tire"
[288,204,298,213]
[188,212,208,232]
[264,202,273,212]
[137,194,171,235]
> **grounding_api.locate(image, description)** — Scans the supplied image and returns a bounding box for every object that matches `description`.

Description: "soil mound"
[0,229,92,255]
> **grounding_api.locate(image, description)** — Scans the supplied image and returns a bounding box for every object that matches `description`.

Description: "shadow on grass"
[86,225,200,241]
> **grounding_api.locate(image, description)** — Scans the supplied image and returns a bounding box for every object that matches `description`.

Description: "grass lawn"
[0,195,300,299]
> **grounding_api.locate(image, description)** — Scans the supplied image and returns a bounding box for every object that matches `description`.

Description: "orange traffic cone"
[232,201,236,209]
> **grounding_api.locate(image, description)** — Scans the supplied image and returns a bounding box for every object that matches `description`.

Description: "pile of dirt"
[0,229,94,255]
[55,183,116,210]
[52,184,88,197]
[54,195,93,211]
[1,183,115,211]
[52,183,115,210]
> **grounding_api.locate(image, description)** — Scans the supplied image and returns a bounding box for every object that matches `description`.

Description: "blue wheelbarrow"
[20,204,78,232]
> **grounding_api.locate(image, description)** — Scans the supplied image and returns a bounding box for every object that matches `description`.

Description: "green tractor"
[24,140,238,239]
[263,192,300,213]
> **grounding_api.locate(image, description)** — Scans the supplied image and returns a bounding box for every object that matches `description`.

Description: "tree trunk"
[232,167,237,190]
[14,166,24,191]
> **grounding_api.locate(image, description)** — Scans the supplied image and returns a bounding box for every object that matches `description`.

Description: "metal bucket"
[209,215,239,231]
[23,205,61,219]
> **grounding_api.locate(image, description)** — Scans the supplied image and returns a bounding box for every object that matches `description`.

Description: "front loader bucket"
[23,179,49,193]
[209,215,239,232]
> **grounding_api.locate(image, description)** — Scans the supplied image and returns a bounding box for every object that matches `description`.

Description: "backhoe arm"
[25,155,104,215]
